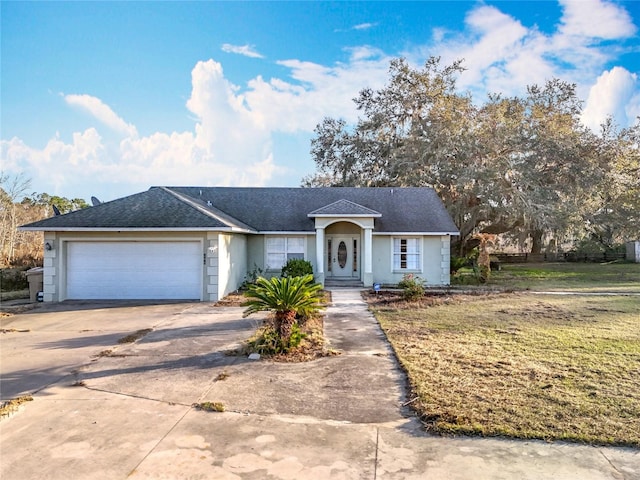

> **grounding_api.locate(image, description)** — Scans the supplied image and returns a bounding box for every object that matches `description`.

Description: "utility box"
[626,241,640,263]
[26,267,44,302]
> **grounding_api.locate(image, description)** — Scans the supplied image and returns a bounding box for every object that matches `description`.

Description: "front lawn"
[370,292,640,446]
[467,262,640,292]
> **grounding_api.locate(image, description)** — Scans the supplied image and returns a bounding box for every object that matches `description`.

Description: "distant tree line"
[0,173,88,267]
[304,57,640,254]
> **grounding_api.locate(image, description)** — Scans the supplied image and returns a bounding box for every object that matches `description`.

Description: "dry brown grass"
[0,395,33,419]
[117,328,152,344]
[269,314,334,362]
[369,292,640,447]
[213,292,246,306]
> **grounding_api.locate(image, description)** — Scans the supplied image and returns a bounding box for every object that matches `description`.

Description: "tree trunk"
[274,310,298,345]
[531,229,544,254]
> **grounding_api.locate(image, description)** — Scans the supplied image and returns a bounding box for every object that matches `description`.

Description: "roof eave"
[307,213,383,218]
[372,231,460,236]
[18,226,238,232]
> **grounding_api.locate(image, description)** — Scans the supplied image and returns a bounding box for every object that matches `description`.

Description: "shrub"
[243,274,325,344]
[450,255,470,275]
[0,268,29,292]
[398,274,425,300]
[281,258,313,278]
[240,264,264,290]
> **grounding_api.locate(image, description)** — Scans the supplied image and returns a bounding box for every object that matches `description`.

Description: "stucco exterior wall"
[325,221,361,235]
[371,235,450,286]
[216,233,248,300]
[246,235,265,278]
[306,235,317,276]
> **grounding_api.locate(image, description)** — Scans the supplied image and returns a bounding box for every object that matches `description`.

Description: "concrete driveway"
[0,301,219,400]
[1,295,638,479]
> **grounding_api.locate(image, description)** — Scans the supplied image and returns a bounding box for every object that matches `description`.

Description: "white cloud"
[245,49,390,132]
[64,94,138,138]
[414,0,638,107]
[353,22,377,30]
[221,43,264,58]
[557,0,636,39]
[546,0,636,82]
[1,129,105,194]
[426,5,554,98]
[582,67,638,130]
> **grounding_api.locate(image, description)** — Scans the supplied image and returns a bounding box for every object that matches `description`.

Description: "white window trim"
[264,235,307,271]
[391,236,422,273]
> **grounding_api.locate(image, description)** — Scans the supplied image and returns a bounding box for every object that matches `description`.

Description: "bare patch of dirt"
[362,290,501,310]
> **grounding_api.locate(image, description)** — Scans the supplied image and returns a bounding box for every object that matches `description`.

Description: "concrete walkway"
[0,291,638,479]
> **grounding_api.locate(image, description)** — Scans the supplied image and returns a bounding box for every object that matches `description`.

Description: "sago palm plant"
[242,274,325,344]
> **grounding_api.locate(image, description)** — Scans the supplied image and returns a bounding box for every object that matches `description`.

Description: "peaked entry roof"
[308,199,381,217]
[21,186,459,234]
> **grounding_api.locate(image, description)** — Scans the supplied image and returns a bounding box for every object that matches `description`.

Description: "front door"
[327,236,357,277]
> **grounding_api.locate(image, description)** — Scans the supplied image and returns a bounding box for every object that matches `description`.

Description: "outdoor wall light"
[45,242,53,251]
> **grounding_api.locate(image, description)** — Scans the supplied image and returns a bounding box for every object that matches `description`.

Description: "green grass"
[0,289,29,302]
[371,293,640,447]
[455,262,640,292]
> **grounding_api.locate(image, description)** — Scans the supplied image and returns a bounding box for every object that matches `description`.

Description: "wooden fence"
[494,252,627,264]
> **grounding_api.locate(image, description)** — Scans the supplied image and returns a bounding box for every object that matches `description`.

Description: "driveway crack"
[599,449,627,480]
[126,402,193,478]
[82,385,192,407]
[373,427,380,479]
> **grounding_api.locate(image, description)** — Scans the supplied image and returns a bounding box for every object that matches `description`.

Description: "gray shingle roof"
[308,199,381,217]
[21,187,229,230]
[22,186,459,234]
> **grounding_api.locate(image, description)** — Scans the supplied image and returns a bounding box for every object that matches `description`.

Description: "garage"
[66,241,202,300]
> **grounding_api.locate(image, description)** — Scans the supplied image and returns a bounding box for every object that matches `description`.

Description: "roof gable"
[308,199,381,217]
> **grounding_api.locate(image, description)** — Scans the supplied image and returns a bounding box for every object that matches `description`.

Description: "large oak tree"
[304,57,639,253]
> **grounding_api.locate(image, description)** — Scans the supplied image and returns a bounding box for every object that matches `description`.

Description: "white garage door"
[66,241,202,300]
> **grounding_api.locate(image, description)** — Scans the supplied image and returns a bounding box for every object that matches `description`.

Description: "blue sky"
[1,1,639,202]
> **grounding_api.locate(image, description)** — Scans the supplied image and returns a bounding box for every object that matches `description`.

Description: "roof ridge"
[158,187,255,232]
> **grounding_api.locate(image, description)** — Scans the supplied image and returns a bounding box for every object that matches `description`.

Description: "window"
[353,239,358,272]
[266,237,305,269]
[393,237,421,271]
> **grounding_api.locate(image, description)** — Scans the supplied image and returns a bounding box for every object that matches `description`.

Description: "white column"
[364,227,373,274]
[315,227,324,274]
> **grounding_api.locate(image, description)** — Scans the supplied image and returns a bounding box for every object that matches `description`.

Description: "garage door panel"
[66,242,202,300]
